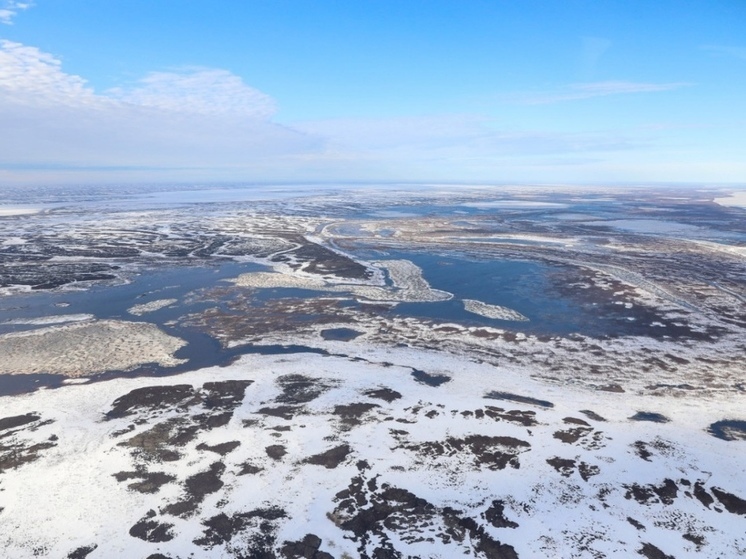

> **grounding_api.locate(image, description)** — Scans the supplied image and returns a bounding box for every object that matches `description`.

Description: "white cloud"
[517,81,691,105]
[109,68,276,118]
[0,1,31,25]
[0,40,649,184]
[0,40,98,105]
[702,45,746,61]
[0,40,321,178]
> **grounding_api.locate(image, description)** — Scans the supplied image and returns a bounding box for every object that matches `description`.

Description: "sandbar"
[0,319,186,377]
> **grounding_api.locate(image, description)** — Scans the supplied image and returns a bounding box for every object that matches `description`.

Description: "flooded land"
[0,183,744,558]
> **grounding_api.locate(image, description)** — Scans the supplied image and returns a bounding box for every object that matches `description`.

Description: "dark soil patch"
[483,406,538,427]
[547,457,576,477]
[113,470,176,493]
[683,532,705,546]
[66,545,97,559]
[693,482,714,508]
[712,487,746,515]
[485,391,554,408]
[197,441,241,455]
[266,445,287,460]
[276,375,333,405]
[627,517,645,530]
[411,368,451,386]
[162,462,225,518]
[281,533,333,559]
[403,434,530,471]
[333,403,380,425]
[638,542,675,559]
[0,413,40,432]
[563,417,590,426]
[257,405,300,420]
[194,507,286,548]
[707,419,746,441]
[597,384,625,393]
[186,462,225,499]
[0,440,56,472]
[625,479,678,505]
[129,511,174,543]
[363,387,402,403]
[272,236,371,280]
[579,409,607,422]
[633,441,653,462]
[332,472,518,558]
[303,444,352,469]
[484,500,518,529]
[553,426,593,444]
[629,412,670,423]
[106,385,199,420]
[237,462,264,476]
[201,380,253,410]
[578,462,600,481]
[119,418,199,462]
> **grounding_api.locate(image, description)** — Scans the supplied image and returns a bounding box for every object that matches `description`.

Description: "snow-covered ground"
[0,346,744,558]
[714,190,746,209]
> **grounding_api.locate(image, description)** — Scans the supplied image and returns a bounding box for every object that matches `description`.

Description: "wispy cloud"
[0,0,32,25]
[702,45,746,61]
[579,37,612,80]
[517,81,691,105]
[297,115,639,163]
[0,40,320,177]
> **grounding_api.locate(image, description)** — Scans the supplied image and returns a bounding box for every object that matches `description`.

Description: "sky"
[0,0,745,186]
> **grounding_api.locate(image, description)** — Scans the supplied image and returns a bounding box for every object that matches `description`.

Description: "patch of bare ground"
[276,374,335,405]
[129,510,175,543]
[711,487,746,515]
[111,380,251,465]
[0,413,56,472]
[113,470,176,494]
[638,542,675,559]
[162,462,226,518]
[281,533,334,559]
[362,387,402,402]
[265,445,287,460]
[193,507,286,550]
[66,545,98,559]
[546,457,600,481]
[331,467,519,558]
[400,434,531,471]
[484,391,554,408]
[303,444,352,469]
[196,440,241,455]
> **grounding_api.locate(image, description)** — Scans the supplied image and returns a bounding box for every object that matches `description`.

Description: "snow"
[713,190,746,209]
[0,345,744,558]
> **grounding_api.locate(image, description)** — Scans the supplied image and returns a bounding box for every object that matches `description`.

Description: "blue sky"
[1,0,744,186]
